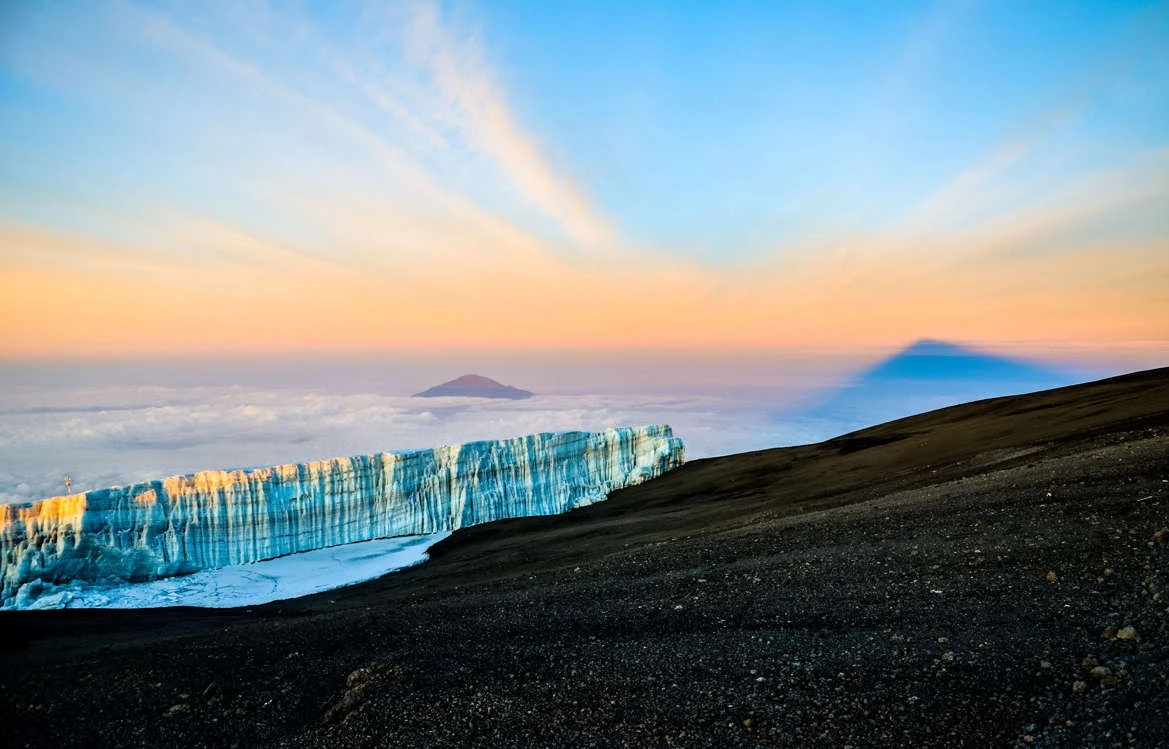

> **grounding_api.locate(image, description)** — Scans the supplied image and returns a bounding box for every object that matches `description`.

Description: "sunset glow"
[1,1,1167,362]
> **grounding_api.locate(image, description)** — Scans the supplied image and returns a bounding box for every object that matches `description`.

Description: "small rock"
[1045,571,1059,584]
[201,682,224,707]
[1101,626,1118,640]
[163,703,189,719]
[325,690,364,724]
[941,651,955,662]
[1081,655,1099,671]
[1116,625,1138,641]
[742,718,754,728]
[1072,681,1087,695]
[937,636,949,644]
[1089,666,1111,680]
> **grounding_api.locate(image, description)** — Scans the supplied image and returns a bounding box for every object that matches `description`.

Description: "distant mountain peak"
[443,374,504,388]
[413,374,534,400]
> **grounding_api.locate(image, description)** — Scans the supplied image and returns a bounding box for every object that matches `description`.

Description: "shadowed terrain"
[2,368,1167,747]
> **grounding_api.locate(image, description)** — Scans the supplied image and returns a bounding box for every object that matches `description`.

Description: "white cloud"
[0,380,814,504]
[0,357,1094,505]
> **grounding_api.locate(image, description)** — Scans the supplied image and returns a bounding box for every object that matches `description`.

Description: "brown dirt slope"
[1,367,1167,747]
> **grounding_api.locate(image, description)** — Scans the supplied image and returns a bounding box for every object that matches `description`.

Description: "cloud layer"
[2,346,1114,505]
[0,379,814,504]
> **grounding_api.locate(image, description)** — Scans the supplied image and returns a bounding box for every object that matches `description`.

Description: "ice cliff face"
[1,426,684,609]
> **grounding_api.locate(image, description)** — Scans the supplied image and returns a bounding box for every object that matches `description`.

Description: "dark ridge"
[826,432,910,454]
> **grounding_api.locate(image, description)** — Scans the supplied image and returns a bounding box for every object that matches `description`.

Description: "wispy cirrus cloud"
[899,105,1082,234]
[119,1,616,257]
[124,3,540,250]
[403,1,613,248]
[899,4,1169,236]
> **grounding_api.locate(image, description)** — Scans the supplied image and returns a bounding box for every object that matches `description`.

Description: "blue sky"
[1,0,1166,357]
[479,0,1167,257]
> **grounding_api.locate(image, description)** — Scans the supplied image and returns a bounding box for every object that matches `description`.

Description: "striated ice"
[0,425,684,609]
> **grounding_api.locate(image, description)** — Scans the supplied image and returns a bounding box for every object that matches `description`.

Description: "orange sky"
[2,217,1166,362]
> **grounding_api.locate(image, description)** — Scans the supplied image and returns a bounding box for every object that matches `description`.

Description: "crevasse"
[0,425,684,608]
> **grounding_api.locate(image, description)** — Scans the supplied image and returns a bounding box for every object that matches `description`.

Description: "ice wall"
[0,426,684,608]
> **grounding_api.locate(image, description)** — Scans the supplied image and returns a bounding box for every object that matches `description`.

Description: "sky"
[1,0,1167,363]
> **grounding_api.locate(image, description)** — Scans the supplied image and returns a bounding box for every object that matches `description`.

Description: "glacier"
[0,425,684,609]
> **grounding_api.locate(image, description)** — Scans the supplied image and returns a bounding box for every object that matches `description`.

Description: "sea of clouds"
[1,350,1103,505]
[0,368,858,504]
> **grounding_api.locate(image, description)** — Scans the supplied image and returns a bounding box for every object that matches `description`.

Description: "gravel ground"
[1,369,1167,748]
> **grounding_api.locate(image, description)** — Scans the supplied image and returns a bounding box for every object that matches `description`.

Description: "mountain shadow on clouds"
[796,339,1077,438]
[858,339,1066,384]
